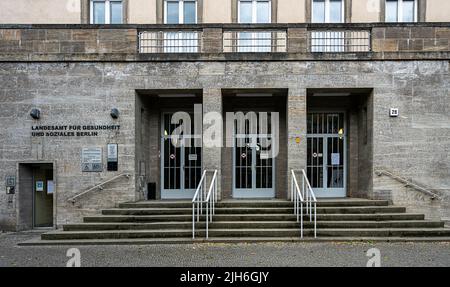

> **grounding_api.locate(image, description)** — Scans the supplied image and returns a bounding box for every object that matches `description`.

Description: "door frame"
[17,161,56,230]
[231,111,276,199]
[306,110,347,198]
[160,110,202,199]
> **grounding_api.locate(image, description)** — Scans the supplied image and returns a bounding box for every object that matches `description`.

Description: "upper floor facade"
[1,0,450,25]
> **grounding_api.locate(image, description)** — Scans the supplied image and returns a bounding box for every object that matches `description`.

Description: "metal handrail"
[291,169,317,238]
[375,169,441,200]
[68,172,131,203]
[192,170,218,239]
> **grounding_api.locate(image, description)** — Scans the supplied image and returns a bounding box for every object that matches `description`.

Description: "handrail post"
[291,171,294,201]
[192,202,195,239]
[206,200,209,239]
[300,198,303,238]
[309,186,312,222]
[314,202,317,238]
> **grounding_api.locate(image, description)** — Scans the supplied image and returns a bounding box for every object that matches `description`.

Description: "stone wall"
[372,26,450,52]
[0,24,449,62]
[0,62,137,229]
[0,27,137,60]
[1,24,450,230]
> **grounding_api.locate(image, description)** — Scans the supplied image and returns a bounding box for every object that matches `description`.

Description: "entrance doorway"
[307,112,347,197]
[160,112,202,199]
[233,113,275,198]
[18,163,54,229]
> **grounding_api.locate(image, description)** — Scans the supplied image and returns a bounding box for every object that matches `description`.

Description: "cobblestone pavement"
[1,232,449,267]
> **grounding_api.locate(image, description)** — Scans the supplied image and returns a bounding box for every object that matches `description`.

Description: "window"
[385,0,417,22]
[90,0,123,24]
[311,0,344,52]
[238,0,271,24]
[163,1,199,53]
[312,0,344,23]
[238,0,271,52]
[164,0,197,24]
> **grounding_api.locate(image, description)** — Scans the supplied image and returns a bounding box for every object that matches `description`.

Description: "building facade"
[2,0,450,24]
[0,0,450,232]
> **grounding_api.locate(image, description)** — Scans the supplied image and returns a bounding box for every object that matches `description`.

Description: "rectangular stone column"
[202,28,223,53]
[287,87,307,200]
[287,28,308,53]
[202,88,223,199]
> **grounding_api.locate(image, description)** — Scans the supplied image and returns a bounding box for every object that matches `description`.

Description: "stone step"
[101,206,406,215]
[21,236,450,246]
[316,228,450,237]
[41,227,450,240]
[63,220,444,231]
[118,199,390,209]
[85,213,425,223]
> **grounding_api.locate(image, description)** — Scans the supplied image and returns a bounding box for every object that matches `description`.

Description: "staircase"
[22,198,450,245]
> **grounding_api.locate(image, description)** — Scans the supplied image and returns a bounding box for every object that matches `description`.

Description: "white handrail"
[68,172,131,203]
[375,169,441,200]
[291,169,317,238]
[192,170,218,239]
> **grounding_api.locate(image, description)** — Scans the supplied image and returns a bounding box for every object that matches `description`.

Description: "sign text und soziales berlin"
[31,125,121,137]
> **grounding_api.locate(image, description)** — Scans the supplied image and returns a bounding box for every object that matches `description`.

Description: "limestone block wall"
[0,62,137,229]
[1,24,450,229]
[0,28,138,58]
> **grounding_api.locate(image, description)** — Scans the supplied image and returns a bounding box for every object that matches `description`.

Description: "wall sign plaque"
[107,144,118,171]
[6,176,16,187]
[82,147,103,172]
[5,176,16,194]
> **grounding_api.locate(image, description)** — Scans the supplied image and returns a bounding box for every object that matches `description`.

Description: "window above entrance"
[90,0,123,24]
[312,0,344,23]
[385,0,418,22]
[164,0,197,24]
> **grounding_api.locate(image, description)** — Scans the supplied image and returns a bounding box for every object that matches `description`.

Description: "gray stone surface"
[1,231,449,267]
[1,60,450,231]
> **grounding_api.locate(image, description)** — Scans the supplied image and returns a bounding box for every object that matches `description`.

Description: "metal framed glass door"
[307,112,346,197]
[161,112,201,199]
[233,114,275,198]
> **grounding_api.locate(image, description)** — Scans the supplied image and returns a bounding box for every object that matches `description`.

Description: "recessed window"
[238,0,271,24]
[164,0,197,24]
[386,0,417,22]
[312,0,344,23]
[238,0,271,52]
[90,0,123,24]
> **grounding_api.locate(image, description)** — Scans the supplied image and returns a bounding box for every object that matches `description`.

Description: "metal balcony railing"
[138,31,203,53]
[309,30,371,52]
[137,26,371,54]
[223,30,287,53]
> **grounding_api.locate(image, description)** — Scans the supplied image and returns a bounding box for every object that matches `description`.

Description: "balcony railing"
[3,23,450,60]
[223,30,287,53]
[138,27,371,54]
[309,30,371,52]
[139,31,203,53]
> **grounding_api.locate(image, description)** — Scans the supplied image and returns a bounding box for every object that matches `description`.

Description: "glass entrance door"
[233,114,275,198]
[161,112,202,199]
[307,112,346,197]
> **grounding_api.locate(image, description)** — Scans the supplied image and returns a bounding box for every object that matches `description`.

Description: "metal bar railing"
[139,31,203,53]
[223,30,287,53]
[375,169,442,200]
[309,30,371,53]
[68,172,131,203]
[291,169,317,238]
[192,170,218,239]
